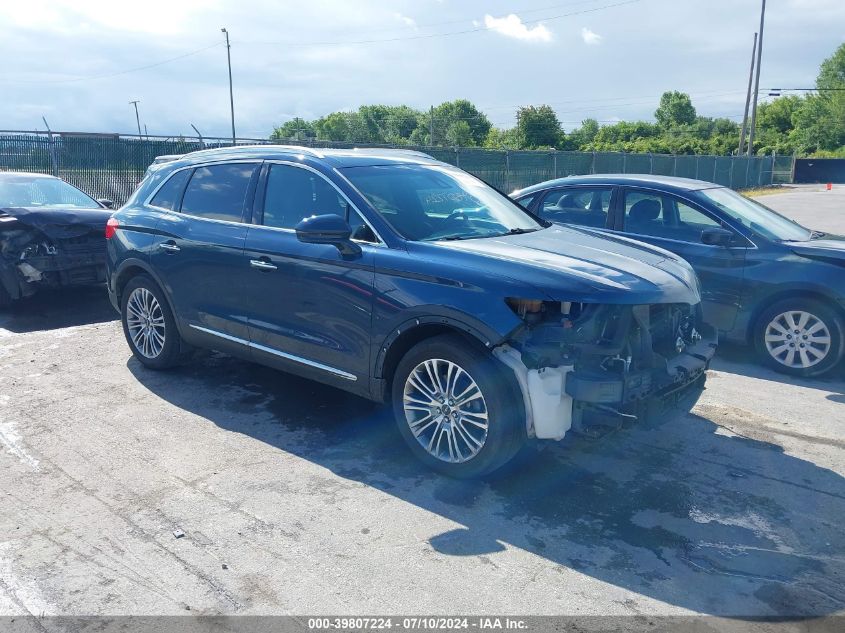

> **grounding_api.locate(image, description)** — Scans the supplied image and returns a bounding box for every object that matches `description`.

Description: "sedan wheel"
[126,287,166,359]
[403,358,489,464]
[755,298,844,377]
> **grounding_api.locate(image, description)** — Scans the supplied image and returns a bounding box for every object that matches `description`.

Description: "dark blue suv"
[106,146,716,477]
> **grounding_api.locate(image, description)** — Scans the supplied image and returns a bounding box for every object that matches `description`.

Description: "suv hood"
[0,206,112,239]
[429,225,701,305]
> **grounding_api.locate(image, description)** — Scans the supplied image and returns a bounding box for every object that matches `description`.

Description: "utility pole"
[738,32,758,155]
[221,28,236,145]
[129,100,142,137]
[747,0,766,157]
[429,106,434,146]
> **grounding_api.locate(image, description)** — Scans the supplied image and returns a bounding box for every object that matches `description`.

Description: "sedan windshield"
[0,177,101,209]
[341,164,544,241]
[698,187,811,242]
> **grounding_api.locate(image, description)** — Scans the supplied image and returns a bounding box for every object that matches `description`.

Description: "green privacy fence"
[0,130,791,205]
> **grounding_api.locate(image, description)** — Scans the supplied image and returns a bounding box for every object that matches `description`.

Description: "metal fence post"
[455,146,460,168]
[622,152,627,174]
[649,153,654,174]
[591,152,596,174]
[505,150,510,191]
[790,152,796,184]
[552,148,557,179]
[695,155,700,180]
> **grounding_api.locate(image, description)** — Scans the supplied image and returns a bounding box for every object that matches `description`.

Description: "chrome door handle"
[250,259,277,271]
[159,243,180,252]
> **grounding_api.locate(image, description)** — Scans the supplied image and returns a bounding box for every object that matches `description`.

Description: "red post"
[827,183,833,190]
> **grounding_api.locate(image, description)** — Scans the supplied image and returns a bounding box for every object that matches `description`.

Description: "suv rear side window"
[538,187,611,228]
[263,164,349,229]
[180,163,257,222]
[149,169,190,211]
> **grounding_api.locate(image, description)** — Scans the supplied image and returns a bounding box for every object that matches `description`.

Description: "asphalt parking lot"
[0,187,843,620]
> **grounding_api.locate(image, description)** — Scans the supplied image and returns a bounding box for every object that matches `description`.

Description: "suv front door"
[616,187,748,332]
[241,162,377,387]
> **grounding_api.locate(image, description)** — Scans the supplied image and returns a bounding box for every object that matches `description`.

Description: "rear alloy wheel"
[392,334,525,478]
[120,275,185,370]
[755,298,844,377]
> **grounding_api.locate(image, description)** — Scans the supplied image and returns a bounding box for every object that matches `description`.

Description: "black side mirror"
[295,214,361,257]
[701,227,734,247]
[97,198,114,209]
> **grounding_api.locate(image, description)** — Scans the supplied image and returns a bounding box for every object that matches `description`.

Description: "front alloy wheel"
[391,334,525,478]
[403,359,489,463]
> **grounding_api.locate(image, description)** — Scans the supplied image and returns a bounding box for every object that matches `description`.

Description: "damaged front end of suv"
[494,297,716,441]
[0,207,110,306]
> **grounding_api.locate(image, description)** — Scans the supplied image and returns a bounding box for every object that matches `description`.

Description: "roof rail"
[345,147,436,160]
[184,144,325,159]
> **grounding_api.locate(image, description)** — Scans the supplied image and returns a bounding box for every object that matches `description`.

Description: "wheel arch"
[746,287,845,340]
[113,259,185,337]
[374,314,510,401]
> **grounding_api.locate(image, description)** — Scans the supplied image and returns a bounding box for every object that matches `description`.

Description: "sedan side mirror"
[701,227,734,247]
[295,214,362,257]
[98,198,114,209]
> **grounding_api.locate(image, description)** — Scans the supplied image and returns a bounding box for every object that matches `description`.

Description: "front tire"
[391,334,526,478]
[754,298,844,377]
[120,275,185,370]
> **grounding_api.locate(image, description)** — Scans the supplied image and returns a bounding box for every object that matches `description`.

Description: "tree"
[565,118,599,149]
[655,91,697,128]
[431,100,491,146]
[483,127,521,149]
[446,121,473,146]
[516,105,562,149]
[271,117,315,141]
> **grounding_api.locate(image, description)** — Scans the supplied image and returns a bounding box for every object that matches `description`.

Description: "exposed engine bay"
[0,207,108,304]
[495,299,718,440]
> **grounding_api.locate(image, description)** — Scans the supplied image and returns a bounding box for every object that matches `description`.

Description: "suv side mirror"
[701,227,734,247]
[295,214,361,257]
[98,198,114,209]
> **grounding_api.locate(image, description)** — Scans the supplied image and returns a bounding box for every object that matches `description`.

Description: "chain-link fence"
[0,130,790,205]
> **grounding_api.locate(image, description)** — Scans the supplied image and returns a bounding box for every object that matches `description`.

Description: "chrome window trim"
[258,160,385,247]
[188,324,357,381]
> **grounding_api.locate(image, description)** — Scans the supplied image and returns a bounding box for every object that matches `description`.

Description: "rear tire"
[391,334,526,478]
[120,275,186,370]
[753,297,844,377]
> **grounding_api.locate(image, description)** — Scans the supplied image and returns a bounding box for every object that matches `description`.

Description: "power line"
[237,0,642,47]
[0,41,223,84]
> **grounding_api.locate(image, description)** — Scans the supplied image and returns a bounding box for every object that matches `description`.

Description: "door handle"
[250,259,277,271]
[159,242,180,253]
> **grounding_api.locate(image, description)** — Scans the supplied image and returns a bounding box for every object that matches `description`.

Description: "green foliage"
[516,105,563,149]
[268,44,844,158]
[655,91,697,128]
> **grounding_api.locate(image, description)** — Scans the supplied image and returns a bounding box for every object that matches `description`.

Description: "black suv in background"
[106,146,715,477]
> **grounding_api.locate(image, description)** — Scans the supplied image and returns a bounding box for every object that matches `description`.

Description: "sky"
[1,0,844,139]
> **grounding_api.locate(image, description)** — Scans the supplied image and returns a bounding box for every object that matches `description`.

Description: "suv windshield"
[699,187,811,242]
[341,163,543,241]
[0,177,101,209]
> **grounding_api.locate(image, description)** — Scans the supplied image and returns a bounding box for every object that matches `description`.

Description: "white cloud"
[581,27,603,45]
[483,14,552,43]
[394,12,416,28]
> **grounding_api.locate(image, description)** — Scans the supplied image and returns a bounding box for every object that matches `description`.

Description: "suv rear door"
[150,161,260,345]
[240,162,377,387]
